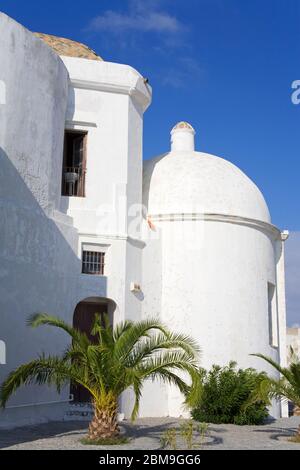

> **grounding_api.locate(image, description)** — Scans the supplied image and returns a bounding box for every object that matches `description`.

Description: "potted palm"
[0,313,201,443]
[64,171,78,184]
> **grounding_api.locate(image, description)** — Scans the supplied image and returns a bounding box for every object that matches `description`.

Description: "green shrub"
[191,361,269,425]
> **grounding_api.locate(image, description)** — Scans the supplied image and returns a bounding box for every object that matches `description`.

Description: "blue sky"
[1,0,299,325]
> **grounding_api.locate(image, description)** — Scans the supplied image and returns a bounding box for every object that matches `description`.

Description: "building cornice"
[148,212,282,240]
[70,78,151,111]
[65,119,97,128]
[78,232,146,247]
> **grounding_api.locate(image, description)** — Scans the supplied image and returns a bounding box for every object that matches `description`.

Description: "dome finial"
[171,121,195,152]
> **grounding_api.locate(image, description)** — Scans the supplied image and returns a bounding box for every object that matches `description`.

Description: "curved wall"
[141,216,283,417]
[164,219,281,415]
[141,142,287,418]
[143,152,271,224]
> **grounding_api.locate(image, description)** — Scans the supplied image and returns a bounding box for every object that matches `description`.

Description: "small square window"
[82,251,105,275]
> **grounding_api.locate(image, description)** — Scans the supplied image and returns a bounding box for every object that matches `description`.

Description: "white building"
[0,13,289,428]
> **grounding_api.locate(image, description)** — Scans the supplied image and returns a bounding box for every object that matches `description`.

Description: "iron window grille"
[62,131,87,197]
[82,251,105,275]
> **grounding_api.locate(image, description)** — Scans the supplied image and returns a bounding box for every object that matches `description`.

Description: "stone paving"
[0,417,300,450]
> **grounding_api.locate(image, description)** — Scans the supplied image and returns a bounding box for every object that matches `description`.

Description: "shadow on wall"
[0,146,107,406]
[57,85,76,216]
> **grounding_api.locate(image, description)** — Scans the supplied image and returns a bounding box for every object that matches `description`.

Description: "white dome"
[143,124,271,223]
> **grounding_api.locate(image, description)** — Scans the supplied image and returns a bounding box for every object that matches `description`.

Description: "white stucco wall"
[140,218,284,418]
[139,233,167,418]
[0,13,80,428]
[58,56,151,419]
[0,13,288,427]
[0,14,151,428]
[59,57,150,318]
[141,127,287,419]
[60,54,150,237]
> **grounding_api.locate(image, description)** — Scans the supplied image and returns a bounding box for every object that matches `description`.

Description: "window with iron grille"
[62,130,87,197]
[82,251,105,275]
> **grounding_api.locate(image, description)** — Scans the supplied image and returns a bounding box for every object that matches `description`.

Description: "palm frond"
[137,350,198,378]
[125,332,199,369]
[150,368,190,394]
[185,366,203,408]
[1,313,202,423]
[113,318,169,363]
[251,353,293,383]
[113,320,134,342]
[0,355,73,407]
[91,313,113,347]
[28,313,90,349]
[251,353,300,409]
[164,332,201,356]
[131,376,143,421]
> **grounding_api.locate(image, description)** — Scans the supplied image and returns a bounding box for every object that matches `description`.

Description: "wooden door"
[70,301,108,403]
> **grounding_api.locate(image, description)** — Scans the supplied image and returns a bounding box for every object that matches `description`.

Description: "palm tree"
[251,348,300,436]
[0,313,201,441]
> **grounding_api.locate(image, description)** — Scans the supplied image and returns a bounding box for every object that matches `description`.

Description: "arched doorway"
[70,297,116,403]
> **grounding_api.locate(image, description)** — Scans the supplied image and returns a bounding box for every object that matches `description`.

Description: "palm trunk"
[88,402,119,440]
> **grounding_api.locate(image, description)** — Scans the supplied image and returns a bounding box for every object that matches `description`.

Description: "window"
[81,243,109,275]
[62,130,87,197]
[268,282,278,348]
[82,251,105,275]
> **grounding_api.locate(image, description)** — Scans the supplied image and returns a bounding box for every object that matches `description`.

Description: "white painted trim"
[147,212,281,239]
[275,238,289,418]
[82,242,110,253]
[78,232,146,247]
[70,78,151,111]
[71,78,131,94]
[65,120,97,128]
